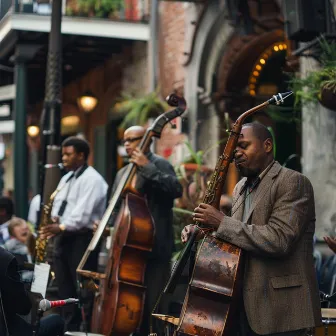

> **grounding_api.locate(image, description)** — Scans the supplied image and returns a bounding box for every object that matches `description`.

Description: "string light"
[248,41,288,97]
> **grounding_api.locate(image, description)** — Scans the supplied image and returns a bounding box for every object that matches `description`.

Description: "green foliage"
[267,126,276,158]
[181,141,204,165]
[288,36,336,107]
[265,105,301,125]
[114,90,169,128]
[76,0,124,17]
[171,208,193,261]
[171,137,227,262]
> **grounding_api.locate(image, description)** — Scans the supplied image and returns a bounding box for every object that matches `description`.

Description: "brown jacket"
[216,161,321,335]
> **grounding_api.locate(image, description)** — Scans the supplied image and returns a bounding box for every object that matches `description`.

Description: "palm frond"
[114,90,169,128]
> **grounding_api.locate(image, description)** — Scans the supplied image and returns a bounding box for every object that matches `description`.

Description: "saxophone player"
[40,136,108,332]
[182,122,321,336]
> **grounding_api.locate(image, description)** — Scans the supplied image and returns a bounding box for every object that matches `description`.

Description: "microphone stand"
[32,308,44,336]
[76,274,89,335]
[320,290,336,304]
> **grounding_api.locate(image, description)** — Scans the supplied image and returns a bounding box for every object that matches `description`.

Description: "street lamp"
[61,115,80,134]
[77,91,98,113]
[27,125,40,138]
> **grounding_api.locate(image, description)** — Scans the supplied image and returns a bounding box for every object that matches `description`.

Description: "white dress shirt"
[51,165,108,231]
[28,194,41,227]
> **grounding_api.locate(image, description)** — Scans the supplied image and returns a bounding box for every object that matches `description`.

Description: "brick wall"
[158,1,186,97]
[122,41,148,95]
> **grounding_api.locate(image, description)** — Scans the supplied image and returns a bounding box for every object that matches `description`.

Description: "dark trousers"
[53,231,98,332]
[8,314,64,336]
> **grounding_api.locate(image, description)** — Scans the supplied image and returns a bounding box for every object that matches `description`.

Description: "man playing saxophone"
[181,122,321,336]
[40,136,108,331]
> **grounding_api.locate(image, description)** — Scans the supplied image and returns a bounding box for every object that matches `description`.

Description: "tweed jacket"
[216,161,322,335]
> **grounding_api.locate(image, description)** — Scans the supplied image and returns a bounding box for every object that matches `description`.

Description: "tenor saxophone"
[34,188,59,263]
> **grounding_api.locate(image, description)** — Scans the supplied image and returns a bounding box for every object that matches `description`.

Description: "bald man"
[110,126,183,336]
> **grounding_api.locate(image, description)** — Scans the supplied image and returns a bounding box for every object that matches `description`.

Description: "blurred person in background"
[4,217,35,282]
[0,196,14,246]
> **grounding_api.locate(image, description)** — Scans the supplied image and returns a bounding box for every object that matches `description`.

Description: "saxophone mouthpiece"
[268,91,293,105]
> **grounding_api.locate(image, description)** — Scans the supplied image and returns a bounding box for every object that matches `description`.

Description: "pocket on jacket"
[270,274,302,289]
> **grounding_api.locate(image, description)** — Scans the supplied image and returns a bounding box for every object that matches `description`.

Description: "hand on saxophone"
[181,203,225,243]
[39,217,60,239]
[193,203,224,230]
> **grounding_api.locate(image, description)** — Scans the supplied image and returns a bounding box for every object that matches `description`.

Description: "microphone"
[44,163,64,170]
[39,298,79,312]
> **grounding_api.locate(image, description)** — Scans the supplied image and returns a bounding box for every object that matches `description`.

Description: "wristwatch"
[59,224,66,232]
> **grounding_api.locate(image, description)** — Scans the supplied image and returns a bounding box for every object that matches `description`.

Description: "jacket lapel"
[232,178,247,221]
[244,161,282,222]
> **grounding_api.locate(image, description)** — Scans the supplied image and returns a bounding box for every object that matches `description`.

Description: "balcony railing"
[0,0,150,23]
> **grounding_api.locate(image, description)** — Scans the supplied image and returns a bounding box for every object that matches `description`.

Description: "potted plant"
[114,90,170,128]
[289,36,336,110]
[66,0,124,18]
[172,137,231,260]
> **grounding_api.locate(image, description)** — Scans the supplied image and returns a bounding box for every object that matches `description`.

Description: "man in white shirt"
[27,194,41,228]
[40,136,108,331]
[0,196,14,245]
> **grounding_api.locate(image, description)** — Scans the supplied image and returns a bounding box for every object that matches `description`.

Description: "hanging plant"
[288,36,336,110]
[114,90,170,129]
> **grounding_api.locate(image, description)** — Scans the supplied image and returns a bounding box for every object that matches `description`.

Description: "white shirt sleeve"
[63,176,107,231]
[28,194,41,227]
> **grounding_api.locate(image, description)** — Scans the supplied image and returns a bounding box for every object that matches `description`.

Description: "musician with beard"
[181,122,321,336]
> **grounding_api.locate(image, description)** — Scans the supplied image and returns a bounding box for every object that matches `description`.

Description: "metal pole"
[37,0,63,229]
[14,57,28,218]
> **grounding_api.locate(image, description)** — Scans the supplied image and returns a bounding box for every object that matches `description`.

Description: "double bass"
[162,92,293,336]
[77,94,187,335]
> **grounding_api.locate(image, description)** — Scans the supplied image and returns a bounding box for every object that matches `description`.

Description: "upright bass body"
[92,191,154,335]
[177,236,243,336]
